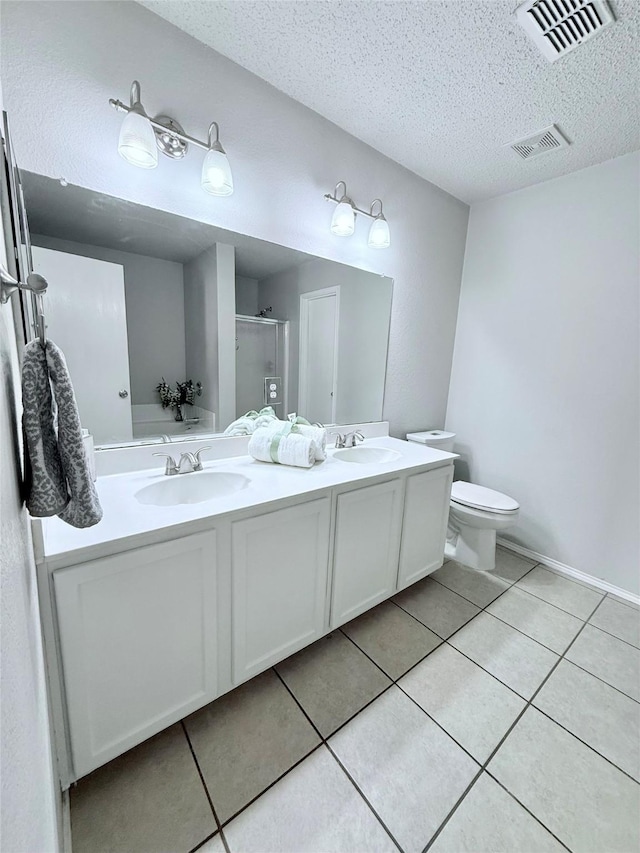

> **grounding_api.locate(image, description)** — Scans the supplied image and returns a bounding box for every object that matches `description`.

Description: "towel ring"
[1,263,48,346]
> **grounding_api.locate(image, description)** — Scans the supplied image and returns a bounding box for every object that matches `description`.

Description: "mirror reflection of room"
[24,173,393,447]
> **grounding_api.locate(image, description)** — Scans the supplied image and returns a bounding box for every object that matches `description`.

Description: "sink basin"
[135,471,250,506]
[333,446,402,464]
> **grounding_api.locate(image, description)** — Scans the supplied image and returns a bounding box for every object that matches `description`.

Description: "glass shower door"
[235,316,289,418]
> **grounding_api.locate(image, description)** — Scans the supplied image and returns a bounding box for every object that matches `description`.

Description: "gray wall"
[0,0,469,438]
[446,152,640,595]
[0,88,59,849]
[184,243,236,428]
[31,234,185,404]
[235,275,259,316]
[259,259,392,423]
[184,247,220,417]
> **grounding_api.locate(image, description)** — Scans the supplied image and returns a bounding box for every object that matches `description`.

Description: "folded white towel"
[262,421,327,461]
[248,426,317,468]
[224,407,279,436]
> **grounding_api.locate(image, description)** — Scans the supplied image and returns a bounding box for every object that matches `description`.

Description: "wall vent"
[516,0,615,62]
[506,124,570,160]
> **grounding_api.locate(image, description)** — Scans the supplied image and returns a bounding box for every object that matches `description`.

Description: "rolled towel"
[254,410,281,430]
[262,420,327,461]
[248,426,317,468]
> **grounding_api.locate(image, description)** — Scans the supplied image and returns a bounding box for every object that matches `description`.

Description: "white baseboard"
[497,537,640,607]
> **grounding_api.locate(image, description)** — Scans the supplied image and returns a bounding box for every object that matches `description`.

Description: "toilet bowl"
[406,431,520,572]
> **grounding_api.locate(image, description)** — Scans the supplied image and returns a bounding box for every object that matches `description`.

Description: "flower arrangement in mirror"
[156,378,203,422]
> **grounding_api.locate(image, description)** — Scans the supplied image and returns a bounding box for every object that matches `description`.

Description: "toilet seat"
[450,482,519,514]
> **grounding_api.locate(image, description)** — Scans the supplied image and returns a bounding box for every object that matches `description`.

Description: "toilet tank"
[406,430,456,452]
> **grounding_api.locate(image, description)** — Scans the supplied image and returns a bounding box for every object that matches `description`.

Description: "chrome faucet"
[344,430,365,448]
[333,430,364,449]
[153,445,211,475]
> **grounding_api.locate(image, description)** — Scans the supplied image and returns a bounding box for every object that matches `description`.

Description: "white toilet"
[406,430,519,572]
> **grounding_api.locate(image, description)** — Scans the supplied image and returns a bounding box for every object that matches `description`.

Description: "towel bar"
[1,263,48,345]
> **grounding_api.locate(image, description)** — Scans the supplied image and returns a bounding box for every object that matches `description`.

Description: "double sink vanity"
[33,428,455,787]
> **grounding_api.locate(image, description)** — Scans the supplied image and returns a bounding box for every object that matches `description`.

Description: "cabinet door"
[331,479,403,628]
[54,532,218,779]
[232,498,331,684]
[397,466,453,591]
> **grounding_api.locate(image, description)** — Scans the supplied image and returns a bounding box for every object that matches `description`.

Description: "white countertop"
[35,437,455,567]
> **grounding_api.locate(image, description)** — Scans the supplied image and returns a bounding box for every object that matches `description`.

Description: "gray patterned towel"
[22,339,103,528]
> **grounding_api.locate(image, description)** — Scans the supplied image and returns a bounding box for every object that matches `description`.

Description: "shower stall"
[235,315,290,419]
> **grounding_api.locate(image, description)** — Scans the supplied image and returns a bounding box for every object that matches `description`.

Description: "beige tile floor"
[70,547,640,853]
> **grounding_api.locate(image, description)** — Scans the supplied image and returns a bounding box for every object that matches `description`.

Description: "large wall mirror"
[21,173,393,448]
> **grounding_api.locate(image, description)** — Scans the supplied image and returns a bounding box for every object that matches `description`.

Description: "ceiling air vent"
[506,124,570,160]
[516,0,615,62]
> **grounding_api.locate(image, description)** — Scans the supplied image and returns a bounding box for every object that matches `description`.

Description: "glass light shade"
[118,110,158,169]
[201,148,234,196]
[368,216,390,249]
[331,200,355,237]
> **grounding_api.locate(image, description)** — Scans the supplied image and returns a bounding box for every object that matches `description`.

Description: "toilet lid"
[451,482,519,513]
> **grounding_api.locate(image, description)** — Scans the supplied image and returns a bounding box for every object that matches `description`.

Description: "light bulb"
[368,216,390,249]
[118,110,158,169]
[331,200,355,237]
[201,148,234,196]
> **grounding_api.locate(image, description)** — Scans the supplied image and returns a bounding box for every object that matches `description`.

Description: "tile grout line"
[181,721,231,853]
[218,741,326,830]
[548,656,640,705]
[407,589,638,704]
[529,705,640,786]
[337,624,430,683]
[494,581,605,621]
[605,592,640,613]
[324,742,404,853]
[428,569,527,609]
[421,593,609,853]
[461,608,571,656]
[272,667,326,741]
[336,623,540,775]
[430,562,607,623]
[271,668,404,852]
[399,600,640,715]
[389,566,639,706]
[275,612,558,853]
[184,561,633,853]
[189,833,220,853]
[274,663,396,743]
[228,562,635,849]
[581,622,640,652]
[482,771,573,853]
[200,658,398,838]
[392,562,542,681]
[337,622,511,774]
[335,566,586,851]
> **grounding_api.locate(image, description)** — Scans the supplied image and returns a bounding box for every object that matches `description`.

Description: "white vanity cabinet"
[231,497,331,684]
[330,479,404,627]
[53,531,219,778]
[43,445,455,784]
[397,466,453,590]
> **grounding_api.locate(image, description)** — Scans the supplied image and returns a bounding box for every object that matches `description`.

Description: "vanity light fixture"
[109,81,234,195]
[201,122,233,196]
[324,182,390,249]
[328,181,356,237]
[367,199,390,249]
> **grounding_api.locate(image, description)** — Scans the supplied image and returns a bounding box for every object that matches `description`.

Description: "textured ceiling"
[23,173,312,278]
[139,0,640,203]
